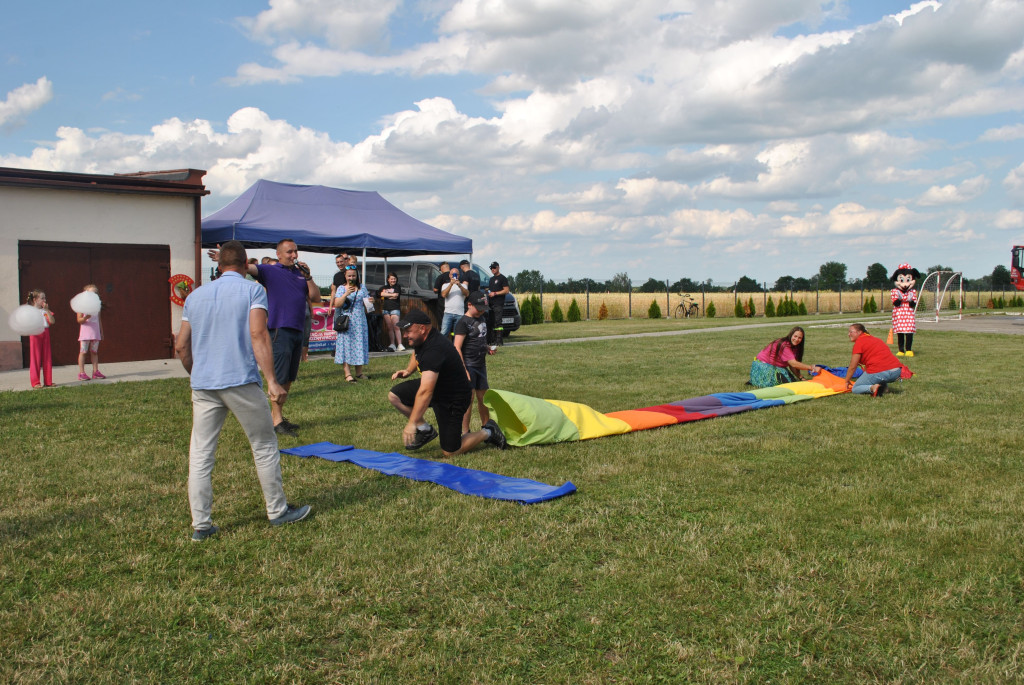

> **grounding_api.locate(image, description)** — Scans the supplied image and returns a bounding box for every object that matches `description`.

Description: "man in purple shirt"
[210,238,321,438]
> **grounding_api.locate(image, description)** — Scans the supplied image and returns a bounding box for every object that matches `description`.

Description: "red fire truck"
[1013,245,1024,291]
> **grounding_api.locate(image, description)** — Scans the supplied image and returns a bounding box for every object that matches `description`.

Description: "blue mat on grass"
[281,442,576,505]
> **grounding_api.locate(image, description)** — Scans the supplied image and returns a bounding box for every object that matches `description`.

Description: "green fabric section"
[776,394,816,405]
[484,389,582,447]
[748,386,796,400]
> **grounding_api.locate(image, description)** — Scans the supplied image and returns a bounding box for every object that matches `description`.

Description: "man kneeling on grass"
[388,309,507,456]
[842,323,905,398]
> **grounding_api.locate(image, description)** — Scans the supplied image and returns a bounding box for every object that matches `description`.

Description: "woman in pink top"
[748,327,821,388]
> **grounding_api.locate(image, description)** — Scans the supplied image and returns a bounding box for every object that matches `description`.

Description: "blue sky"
[2,0,1023,284]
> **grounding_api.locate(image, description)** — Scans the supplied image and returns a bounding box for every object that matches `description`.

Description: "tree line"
[508,262,1014,294]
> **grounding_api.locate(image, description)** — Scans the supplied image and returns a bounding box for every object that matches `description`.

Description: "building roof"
[0,167,208,197]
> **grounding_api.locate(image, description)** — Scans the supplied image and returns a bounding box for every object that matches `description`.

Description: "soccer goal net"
[914,270,963,322]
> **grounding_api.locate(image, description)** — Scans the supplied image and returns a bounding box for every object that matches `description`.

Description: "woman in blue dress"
[333,264,370,382]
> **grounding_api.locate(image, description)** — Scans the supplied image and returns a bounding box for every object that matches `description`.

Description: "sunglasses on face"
[345,265,357,270]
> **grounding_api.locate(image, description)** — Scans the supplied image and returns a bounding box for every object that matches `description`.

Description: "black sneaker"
[406,425,439,451]
[483,419,508,450]
[281,417,301,431]
[274,422,299,438]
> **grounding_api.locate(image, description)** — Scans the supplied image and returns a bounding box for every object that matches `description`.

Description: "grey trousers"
[188,383,288,530]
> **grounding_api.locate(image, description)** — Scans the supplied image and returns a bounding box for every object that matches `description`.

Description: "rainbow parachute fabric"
[484,369,854,447]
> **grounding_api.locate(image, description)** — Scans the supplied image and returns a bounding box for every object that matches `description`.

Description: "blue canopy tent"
[201,179,472,257]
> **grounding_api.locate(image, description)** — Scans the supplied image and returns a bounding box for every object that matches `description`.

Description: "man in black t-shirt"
[486,261,510,349]
[454,292,490,434]
[458,260,481,296]
[389,309,506,455]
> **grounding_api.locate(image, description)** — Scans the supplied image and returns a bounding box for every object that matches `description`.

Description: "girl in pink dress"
[76,284,105,380]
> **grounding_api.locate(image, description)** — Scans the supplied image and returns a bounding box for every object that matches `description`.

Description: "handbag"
[333,308,351,333]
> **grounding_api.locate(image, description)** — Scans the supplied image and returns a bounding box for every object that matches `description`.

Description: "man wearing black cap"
[486,261,510,349]
[458,260,481,296]
[454,291,491,434]
[389,309,506,455]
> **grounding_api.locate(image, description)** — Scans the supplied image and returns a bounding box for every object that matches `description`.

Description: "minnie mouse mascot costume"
[890,263,920,357]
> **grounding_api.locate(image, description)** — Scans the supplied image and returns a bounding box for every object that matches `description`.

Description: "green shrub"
[550,300,565,322]
[746,297,756,318]
[567,298,582,322]
[798,301,808,315]
[648,300,662,319]
[864,295,877,313]
[530,295,543,323]
[520,297,534,325]
[706,301,716,318]
[734,299,745,318]
[765,296,776,317]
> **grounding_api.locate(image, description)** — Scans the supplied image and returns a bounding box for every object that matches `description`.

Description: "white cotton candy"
[71,290,102,316]
[8,305,46,336]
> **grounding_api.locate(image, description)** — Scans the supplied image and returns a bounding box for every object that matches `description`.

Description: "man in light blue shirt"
[176,241,311,542]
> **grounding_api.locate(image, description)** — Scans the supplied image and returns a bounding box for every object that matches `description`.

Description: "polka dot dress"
[891,288,917,333]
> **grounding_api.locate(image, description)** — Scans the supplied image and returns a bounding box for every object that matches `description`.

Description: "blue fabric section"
[709,392,768,406]
[818,365,863,379]
[281,442,576,505]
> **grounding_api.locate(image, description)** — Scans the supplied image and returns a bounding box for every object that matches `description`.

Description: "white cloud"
[1003,162,1024,199]
[979,123,1024,142]
[0,76,53,127]
[994,209,1024,229]
[917,175,989,205]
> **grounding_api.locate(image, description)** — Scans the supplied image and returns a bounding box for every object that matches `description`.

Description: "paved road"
[2,313,1019,393]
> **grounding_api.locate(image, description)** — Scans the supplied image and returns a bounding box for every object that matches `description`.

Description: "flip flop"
[346,375,356,383]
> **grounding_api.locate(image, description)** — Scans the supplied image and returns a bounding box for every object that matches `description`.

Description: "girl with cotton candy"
[24,289,55,387]
[72,284,105,380]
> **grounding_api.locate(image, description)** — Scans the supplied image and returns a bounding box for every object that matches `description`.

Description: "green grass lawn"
[2,323,1022,682]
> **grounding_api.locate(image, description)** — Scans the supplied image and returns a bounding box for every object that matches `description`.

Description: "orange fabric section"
[808,369,851,393]
[604,409,680,430]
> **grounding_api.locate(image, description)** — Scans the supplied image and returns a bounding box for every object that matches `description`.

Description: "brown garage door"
[19,241,174,366]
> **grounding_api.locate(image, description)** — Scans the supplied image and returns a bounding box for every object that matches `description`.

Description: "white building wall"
[1,185,197,345]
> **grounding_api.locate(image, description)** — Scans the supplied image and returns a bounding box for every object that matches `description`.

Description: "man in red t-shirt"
[842,324,904,397]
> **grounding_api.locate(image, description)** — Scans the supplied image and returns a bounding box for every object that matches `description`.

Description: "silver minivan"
[363,260,521,334]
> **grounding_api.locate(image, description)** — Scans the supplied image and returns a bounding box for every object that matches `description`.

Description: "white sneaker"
[387,344,396,352]
[489,345,498,352]
[397,344,406,351]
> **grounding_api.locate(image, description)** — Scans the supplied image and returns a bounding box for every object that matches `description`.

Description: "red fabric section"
[604,409,680,430]
[632,404,716,423]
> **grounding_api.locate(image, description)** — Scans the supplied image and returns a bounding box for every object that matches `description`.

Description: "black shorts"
[467,365,488,391]
[390,379,471,453]
[270,327,303,384]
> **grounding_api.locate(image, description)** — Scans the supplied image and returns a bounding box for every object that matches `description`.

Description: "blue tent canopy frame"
[201,179,473,257]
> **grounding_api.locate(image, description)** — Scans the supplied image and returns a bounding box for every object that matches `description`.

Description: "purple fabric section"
[257,262,308,330]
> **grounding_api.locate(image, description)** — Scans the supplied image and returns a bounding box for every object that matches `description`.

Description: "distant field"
[519,289,1010,320]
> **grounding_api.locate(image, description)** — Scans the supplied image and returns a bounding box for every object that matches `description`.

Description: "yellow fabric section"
[776,380,840,397]
[546,399,633,440]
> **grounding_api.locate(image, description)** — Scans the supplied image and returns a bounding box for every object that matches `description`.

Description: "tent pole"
[362,248,367,283]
